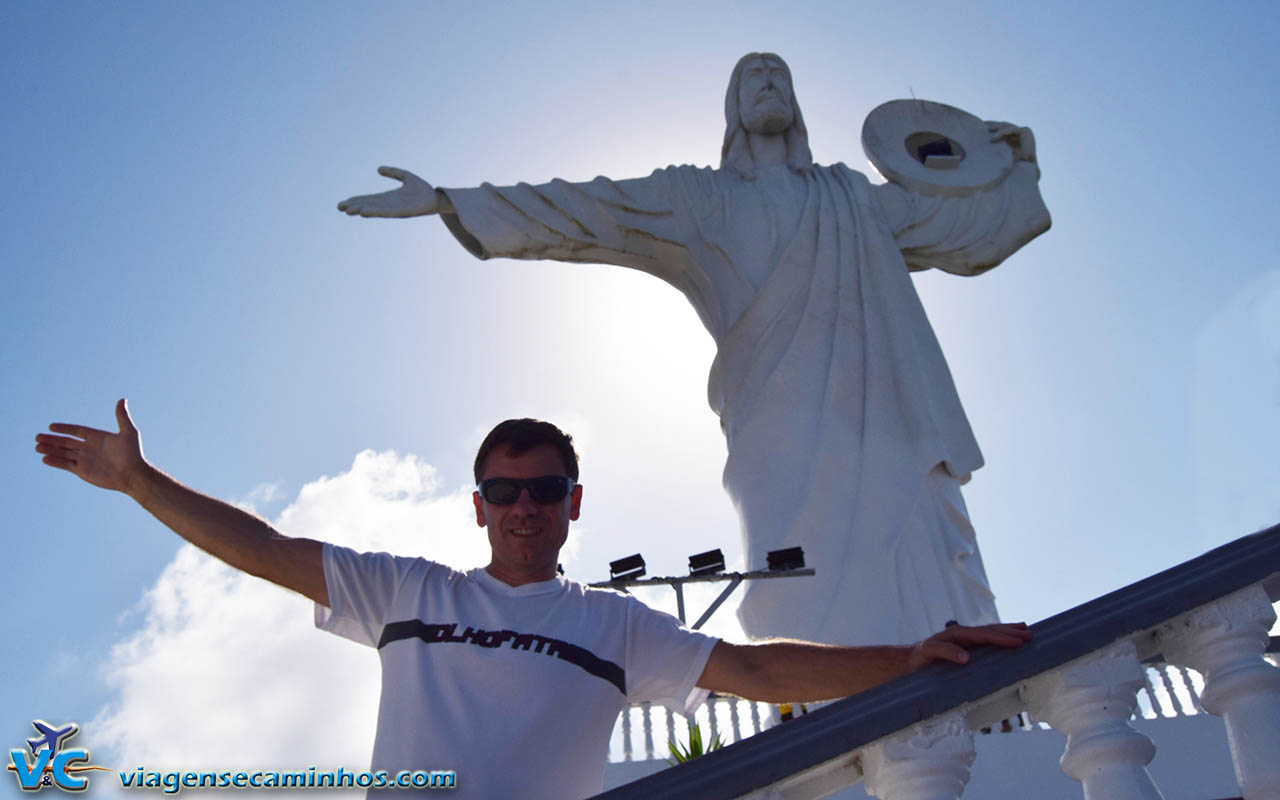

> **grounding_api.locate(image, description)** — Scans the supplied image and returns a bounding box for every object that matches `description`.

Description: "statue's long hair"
[721,52,813,181]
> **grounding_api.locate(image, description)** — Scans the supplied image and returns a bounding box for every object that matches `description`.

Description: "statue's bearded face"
[737,57,794,135]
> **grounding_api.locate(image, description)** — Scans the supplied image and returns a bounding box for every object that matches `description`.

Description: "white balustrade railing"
[595,523,1280,800]
[610,657,1225,764]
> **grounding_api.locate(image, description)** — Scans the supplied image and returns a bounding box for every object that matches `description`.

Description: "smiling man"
[36,401,1030,799]
[471,419,582,586]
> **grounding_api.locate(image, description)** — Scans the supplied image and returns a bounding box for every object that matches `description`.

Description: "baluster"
[706,694,721,744]
[749,699,762,735]
[1176,665,1206,713]
[1166,664,1197,715]
[860,711,974,800]
[729,696,743,743]
[1157,585,1280,799]
[621,704,633,761]
[1020,640,1164,799]
[1154,662,1183,715]
[641,702,654,760]
[1141,665,1167,719]
[665,705,676,749]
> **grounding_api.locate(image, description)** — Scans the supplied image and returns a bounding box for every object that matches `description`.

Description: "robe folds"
[441,160,1049,645]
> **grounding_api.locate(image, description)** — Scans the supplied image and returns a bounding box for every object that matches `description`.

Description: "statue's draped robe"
[442,161,1049,645]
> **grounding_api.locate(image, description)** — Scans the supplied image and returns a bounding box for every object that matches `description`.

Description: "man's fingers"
[948,628,1025,645]
[971,622,1032,637]
[986,622,1034,641]
[48,423,104,440]
[941,624,1033,648]
[35,439,78,459]
[912,622,1033,671]
[922,640,970,665]
[36,433,82,449]
[971,631,1029,647]
[1001,622,1033,638]
[41,455,77,471]
[116,398,136,433]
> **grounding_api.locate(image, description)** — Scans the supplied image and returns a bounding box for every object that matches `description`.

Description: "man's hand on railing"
[697,623,1033,703]
[907,622,1034,671]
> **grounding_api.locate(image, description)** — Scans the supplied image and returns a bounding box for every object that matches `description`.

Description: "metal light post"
[591,548,815,630]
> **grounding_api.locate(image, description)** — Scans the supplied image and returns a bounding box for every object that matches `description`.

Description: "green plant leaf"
[666,719,724,765]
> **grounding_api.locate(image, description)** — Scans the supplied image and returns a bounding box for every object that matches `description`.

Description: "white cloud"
[91,450,486,790]
[232,482,283,516]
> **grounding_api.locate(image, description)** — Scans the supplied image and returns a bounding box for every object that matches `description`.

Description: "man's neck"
[485,562,557,587]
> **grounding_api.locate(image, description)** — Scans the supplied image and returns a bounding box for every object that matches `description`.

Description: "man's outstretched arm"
[35,399,328,606]
[697,623,1033,703]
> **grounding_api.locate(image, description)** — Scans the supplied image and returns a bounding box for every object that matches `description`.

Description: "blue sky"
[3,0,1277,789]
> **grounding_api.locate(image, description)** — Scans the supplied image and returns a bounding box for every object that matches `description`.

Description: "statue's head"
[722,52,813,180]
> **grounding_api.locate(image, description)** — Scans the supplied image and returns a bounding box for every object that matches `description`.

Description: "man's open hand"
[338,166,440,218]
[907,622,1033,671]
[35,399,146,494]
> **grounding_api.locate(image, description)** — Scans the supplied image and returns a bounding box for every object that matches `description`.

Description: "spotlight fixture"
[766,546,805,571]
[688,548,725,576]
[589,547,813,629]
[609,553,646,581]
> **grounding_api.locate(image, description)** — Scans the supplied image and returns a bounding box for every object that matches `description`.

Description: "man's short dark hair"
[473,418,580,483]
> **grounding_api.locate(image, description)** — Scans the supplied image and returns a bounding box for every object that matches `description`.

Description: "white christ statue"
[339,52,1051,647]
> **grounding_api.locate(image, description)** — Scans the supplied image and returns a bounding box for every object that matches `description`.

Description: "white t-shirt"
[316,544,718,799]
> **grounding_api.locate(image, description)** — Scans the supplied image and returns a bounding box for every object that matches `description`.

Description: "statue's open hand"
[986,122,1036,163]
[338,166,439,218]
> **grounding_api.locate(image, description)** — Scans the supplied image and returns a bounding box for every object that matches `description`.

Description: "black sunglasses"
[477,476,576,505]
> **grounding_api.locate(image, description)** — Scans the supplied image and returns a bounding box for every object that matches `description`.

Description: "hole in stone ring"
[905,131,965,170]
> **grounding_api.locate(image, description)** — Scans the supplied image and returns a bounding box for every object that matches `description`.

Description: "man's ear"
[473,491,487,527]
[569,483,583,522]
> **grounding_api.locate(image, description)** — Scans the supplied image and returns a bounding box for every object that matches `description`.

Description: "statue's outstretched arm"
[338,166,453,218]
[875,120,1048,275]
